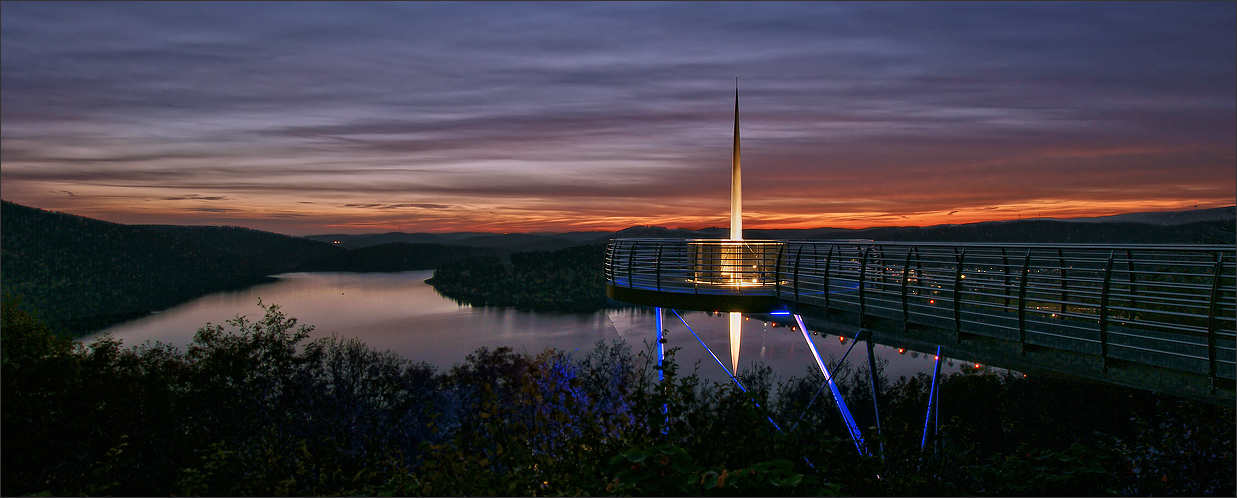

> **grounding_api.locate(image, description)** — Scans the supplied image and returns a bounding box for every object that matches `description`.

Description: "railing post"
[953,247,966,343]
[605,242,614,284]
[775,243,787,299]
[793,244,805,302]
[1099,251,1115,373]
[901,248,914,332]
[1018,250,1032,356]
[824,245,834,312]
[1058,248,1069,315]
[691,243,700,295]
[859,246,870,325]
[655,242,664,292]
[877,246,889,286]
[1001,248,1012,309]
[1207,252,1224,393]
[626,242,637,289]
[1126,250,1138,319]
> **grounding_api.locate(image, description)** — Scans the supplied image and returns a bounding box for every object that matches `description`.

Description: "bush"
[3,295,1232,496]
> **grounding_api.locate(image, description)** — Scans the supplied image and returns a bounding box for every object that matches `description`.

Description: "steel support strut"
[655,307,665,382]
[866,333,884,458]
[922,345,942,451]
[794,314,868,456]
[655,307,667,432]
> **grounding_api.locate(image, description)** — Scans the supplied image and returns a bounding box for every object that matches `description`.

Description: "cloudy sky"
[2,2,1233,235]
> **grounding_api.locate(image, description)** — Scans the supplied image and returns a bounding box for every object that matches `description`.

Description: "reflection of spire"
[730,80,742,372]
[730,310,742,372]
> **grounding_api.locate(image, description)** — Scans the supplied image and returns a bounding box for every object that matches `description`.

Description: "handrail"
[606,238,1237,387]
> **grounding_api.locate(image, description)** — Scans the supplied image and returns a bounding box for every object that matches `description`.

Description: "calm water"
[87,271,964,383]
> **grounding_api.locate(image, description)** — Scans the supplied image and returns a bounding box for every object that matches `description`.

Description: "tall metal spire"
[731,80,742,241]
[729,80,743,372]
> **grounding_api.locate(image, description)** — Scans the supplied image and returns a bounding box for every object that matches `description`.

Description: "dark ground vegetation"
[3,294,1233,496]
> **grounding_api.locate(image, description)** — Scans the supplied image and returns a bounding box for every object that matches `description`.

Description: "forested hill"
[142,224,343,274]
[1,201,317,335]
[0,201,371,334]
[0,201,569,335]
[426,244,610,312]
[3,203,485,335]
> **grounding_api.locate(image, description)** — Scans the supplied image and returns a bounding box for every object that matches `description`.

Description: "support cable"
[789,334,860,432]
[670,309,782,431]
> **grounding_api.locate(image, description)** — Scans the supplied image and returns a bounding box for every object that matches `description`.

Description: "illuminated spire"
[730,80,742,241]
[730,80,742,372]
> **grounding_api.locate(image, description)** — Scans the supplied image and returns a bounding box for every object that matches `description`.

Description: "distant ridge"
[1050,205,1235,226]
[305,231,612,251]
[605,210,1233,245]
[317,206,1234,245]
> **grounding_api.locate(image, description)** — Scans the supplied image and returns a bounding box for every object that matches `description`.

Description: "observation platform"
[605,238,1237,402]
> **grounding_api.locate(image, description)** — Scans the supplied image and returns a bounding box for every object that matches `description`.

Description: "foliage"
[1104,399,1237,496]
[2,294,1234,496]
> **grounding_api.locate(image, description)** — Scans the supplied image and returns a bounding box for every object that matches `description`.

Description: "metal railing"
[606,239,1237,385]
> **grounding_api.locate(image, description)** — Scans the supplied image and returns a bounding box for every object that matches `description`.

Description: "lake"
[87,270,964,384]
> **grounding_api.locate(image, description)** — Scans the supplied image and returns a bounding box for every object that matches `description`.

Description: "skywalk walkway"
[606,239,1236,401]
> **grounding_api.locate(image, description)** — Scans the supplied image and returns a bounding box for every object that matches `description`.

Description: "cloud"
[1,2,1232,234]
[344,203,452,210]
[162,194,230,201]
[185,207,240,213]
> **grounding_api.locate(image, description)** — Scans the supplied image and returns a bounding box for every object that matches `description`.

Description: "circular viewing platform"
[605,238,787,313]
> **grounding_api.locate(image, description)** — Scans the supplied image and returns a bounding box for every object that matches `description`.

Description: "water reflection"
[88,271,964,382]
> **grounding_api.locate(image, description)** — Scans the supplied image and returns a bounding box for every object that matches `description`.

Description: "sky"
[2,2,1234,236]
